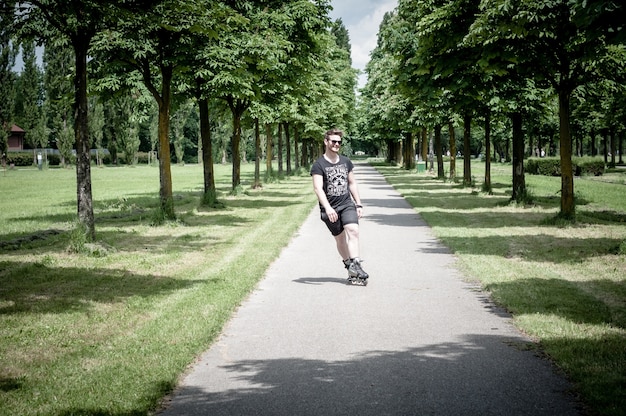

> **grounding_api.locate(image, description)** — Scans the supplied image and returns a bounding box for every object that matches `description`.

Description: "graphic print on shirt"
[325,164,349,197]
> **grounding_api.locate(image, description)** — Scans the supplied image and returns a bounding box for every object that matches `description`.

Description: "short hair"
[325,128,343,141]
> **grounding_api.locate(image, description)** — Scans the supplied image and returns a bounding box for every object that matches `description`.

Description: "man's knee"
[344,223,359,237]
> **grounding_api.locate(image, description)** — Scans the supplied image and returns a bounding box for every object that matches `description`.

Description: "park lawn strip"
[0,164,317,416]
[374,161,626,416]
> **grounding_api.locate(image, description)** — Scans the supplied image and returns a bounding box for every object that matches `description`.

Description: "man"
[311,128,369,284]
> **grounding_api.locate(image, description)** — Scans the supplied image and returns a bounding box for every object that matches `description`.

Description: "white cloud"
[329,0,397,89]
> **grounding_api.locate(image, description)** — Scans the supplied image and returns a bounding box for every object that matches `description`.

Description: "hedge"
[525,157,605,176]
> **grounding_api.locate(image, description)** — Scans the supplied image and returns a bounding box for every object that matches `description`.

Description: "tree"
[15,0,156,239]
[467,0,624,219]
[209,0,332,191]
[395,0,485,186]
[92,0,236,216]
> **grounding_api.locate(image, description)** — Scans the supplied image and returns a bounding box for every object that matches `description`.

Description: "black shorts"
[320,204,359,236]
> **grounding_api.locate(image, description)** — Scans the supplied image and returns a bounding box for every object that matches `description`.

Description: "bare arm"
[348,171,364,218]
[313,174,339,223]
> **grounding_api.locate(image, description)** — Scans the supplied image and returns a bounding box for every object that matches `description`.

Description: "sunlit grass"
[374,160,626,416]
[0,162,316,416]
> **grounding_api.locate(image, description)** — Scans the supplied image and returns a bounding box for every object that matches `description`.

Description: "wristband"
[355,204,363,208]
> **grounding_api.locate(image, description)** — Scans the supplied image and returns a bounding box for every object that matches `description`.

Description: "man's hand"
[326,207,339,223]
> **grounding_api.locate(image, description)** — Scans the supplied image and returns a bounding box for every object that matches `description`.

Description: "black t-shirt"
[310,155,354,210]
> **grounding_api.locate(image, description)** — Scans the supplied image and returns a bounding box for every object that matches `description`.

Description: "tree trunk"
[284,122,291,175]
[448,121,456,179]
[484,110,492,193]
[463,113,472,186]
[157,66,174,218]
[434,124,444,178]
[602,129,608,164]
[301,137,308,167]
[558,88,575,219]
[253,118,261,188]
[227,97,248,190]
[610,127,616,167]
[395,140,403,165]
[233,113,241,189]
[198,97,216,204]
[277,123,283,174]
[294,125,300,170]
[511,111,526,201]
[232,110,241,189]
[73,32,95,240]
[421,128,428,163]
[403,132,415,170]
[265,123,273,174]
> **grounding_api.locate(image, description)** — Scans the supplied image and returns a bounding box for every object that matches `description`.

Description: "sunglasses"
[329,140,342,145]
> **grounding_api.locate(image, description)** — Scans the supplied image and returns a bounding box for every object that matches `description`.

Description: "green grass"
[0,163,317,416]
[374,160,626,416]
[2,160,625,415]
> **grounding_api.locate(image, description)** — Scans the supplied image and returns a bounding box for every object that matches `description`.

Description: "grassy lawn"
[0,163,317,416]
[2,160,625,415]
[373,160,626,416]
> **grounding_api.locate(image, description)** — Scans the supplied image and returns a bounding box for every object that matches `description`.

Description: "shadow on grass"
[0,186,309,250]
[541,334,626,416]
[0,376,22,392]
[485,278,622,328]
[438,234,625,263]
[0,260,205,315]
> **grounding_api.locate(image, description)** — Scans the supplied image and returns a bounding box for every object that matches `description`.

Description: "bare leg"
[334,230,350,260]
[334,223,360,260]
[343,223,360,259]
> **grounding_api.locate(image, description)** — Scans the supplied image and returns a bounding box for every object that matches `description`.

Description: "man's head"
[324,128,343,152]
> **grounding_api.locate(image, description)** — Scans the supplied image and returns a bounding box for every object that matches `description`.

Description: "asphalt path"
[159,163,581,416]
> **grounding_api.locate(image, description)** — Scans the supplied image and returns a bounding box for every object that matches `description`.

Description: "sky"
[328,0,398,89]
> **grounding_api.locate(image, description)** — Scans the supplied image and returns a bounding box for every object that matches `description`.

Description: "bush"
[525,157,605,177]
[47,154,61,166]
[5,152,34,167]
[575,157,605,176]
[526,158,561,176]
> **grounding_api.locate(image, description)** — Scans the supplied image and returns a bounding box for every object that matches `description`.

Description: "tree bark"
[73,31,95,240]
[610,127,616,167]
[277,123,283,174]
[421,128,428,163]
[448,121,456,179]
[403,131,415,170]
[558,88,575,219]
[157,66,174,218]
[227,97,248,190]
[284,122,291,175]
[434,124,444,178]
[198,97,216,204]
[253,118,261,188]
[484,110,492,193]
[265,123,273,174]
[511,111,526,201]
[294,125,300,171]
[463,113,472,186]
